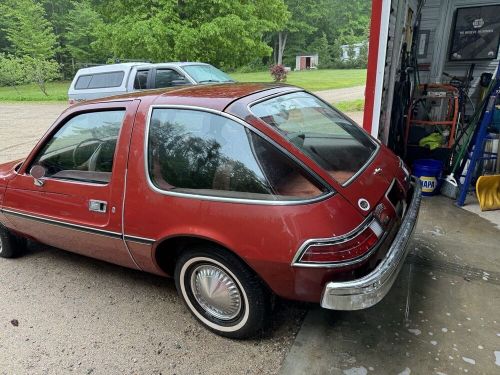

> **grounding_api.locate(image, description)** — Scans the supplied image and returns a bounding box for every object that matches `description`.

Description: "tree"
[93,0,288,69]
[22,57,60,96]
[93,0,182,62]
[65,1,104,63]
[309,33,332,68]
[0,0,58,59]
[317,0,371,46]
[0,54,27,92]
[274,0,322,65]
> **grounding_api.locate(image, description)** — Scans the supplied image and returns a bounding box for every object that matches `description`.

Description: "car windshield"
[251,92,378,185]
[182,64,234,83]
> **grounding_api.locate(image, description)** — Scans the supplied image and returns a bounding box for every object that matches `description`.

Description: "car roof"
[74,63,147,74]
[75,62,211,75]
[70,83,298,111]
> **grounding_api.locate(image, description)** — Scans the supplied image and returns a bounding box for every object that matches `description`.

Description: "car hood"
[0,159,24,180]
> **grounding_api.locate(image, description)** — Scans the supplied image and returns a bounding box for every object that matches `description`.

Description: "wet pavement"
[280,197,500,375]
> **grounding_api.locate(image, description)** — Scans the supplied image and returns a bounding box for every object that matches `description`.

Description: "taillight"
[297,220,384,264]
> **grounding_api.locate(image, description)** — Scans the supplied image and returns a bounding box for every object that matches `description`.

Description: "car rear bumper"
[320,180,421,310]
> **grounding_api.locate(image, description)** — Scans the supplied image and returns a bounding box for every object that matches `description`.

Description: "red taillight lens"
[299,220,383,264]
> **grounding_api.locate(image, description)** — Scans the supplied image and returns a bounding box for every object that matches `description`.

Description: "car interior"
[36,138,117,184]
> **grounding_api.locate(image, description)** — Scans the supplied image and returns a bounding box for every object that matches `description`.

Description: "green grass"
[0,81,70,102]
[231,69,367,91]
[0,69,367,102]
[332,99,365,112]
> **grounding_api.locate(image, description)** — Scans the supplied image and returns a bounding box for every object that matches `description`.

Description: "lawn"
[231,69,367,91]
[0,81,70,102]
[332,99,365,112]
[0,69,367,103]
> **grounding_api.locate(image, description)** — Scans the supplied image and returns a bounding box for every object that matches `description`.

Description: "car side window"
[75,71,125,90]
[147,108,327,201]
[134,70,149,89]
[154,69,187,88]
[31,110,126,184]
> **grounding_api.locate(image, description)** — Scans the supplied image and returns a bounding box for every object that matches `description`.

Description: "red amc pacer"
[0,83,421,338]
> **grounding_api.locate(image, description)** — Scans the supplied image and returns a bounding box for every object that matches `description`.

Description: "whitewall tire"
[174,245,269,339]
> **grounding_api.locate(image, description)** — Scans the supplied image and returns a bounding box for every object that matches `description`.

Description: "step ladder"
[456,63,500,207]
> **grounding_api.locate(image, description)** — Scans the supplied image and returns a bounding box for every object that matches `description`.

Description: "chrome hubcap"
[190,264,242,320]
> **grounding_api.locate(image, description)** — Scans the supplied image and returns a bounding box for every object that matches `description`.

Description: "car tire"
[174,245,270,339]
[0,226,26,259]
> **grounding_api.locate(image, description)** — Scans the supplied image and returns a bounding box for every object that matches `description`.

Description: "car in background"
[1,83,420,338]
[68,62,234,104]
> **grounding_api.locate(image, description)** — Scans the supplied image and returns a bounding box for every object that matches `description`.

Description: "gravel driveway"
[0,100,365,374]
[0,102,307,374]
[0,244,305,374]
[0,103,68,163]
[0,101,364,164]
[314,85,365,103]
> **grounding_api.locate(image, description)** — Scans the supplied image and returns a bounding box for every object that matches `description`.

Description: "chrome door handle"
[88,200,107,213]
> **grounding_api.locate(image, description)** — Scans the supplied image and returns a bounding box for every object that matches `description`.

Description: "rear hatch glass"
[251,91,378,185]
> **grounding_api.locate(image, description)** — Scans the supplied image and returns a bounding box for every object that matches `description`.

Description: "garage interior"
[280,1,500,373]
[368,0,500,213]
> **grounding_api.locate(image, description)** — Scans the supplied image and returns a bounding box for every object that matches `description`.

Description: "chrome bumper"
[320,181,422,310]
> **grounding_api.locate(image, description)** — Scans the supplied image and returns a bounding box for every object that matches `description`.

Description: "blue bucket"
[412,159,443,196]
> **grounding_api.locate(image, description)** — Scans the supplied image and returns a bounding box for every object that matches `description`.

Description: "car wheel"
[0,226,26,259]
[174,245,269,339]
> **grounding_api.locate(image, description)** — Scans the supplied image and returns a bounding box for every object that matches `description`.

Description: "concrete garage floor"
[280,197,500,375]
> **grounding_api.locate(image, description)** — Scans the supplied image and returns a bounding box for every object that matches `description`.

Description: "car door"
[2,100,140,269]
[153,68,190,88]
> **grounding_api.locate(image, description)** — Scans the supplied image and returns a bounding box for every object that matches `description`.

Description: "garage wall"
[378,0,420,143]
[420,0,500,99]
[376,0,500,144]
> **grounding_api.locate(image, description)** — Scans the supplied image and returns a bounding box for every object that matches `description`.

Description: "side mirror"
[30,165,46,187]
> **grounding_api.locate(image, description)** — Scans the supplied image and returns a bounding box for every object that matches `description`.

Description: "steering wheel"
[72,138,105,169]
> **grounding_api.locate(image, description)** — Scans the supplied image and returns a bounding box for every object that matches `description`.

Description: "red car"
[0,83,421,338]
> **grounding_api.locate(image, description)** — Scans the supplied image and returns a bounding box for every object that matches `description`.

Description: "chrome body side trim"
[0,207,156,245]
[124,235,156,245]
[320,180,421,310]
[143,104,334,206]
[0,208,122,239]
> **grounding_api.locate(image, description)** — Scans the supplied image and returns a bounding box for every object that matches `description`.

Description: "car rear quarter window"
[75,71,125,90]
[147,108,328,202]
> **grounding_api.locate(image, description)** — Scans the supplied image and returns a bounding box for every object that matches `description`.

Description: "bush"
[0,54,27,91]
[234,58,268,73]
[21,57,61,96]
[269,64,287,82]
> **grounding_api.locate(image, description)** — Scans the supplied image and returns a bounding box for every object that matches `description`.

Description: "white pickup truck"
[68,62,234,104]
